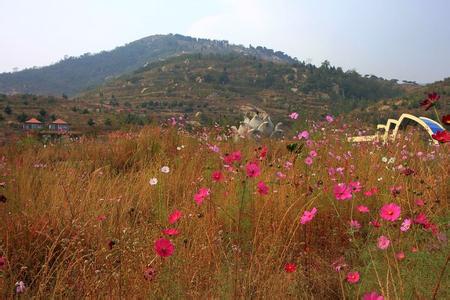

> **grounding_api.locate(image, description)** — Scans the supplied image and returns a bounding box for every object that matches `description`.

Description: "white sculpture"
[231,106,283,139]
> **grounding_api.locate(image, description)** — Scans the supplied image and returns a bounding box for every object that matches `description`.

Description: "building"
[49,119,70,131]
[23,118,43,130]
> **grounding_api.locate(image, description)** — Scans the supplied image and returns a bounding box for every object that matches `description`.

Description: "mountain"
[0,34,296,96]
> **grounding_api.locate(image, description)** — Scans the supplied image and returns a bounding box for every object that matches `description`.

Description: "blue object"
[419,117,445,134]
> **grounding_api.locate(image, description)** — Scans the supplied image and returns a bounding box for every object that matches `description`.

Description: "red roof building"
[23,118,43,130]
[49,119,70,131]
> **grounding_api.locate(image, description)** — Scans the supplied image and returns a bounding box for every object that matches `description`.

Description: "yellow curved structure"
[348,113,444,145]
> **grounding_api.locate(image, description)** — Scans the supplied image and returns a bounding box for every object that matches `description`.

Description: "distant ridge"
[0,34,296,96]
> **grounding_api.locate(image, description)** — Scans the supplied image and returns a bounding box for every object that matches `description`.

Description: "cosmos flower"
[309,150,318,157]
[284,263,297,273]
[363,291,384,300]
[298,130,310,140]
[289,112,299,120]
[377,235,390,250]
[276,171,286,179]
[168,210,182,224]
[246,162,261,178]
[432,130,450,143]
[149,177,158,186]
[160,166,170,173]
[211,171,223,182]
[154,238,174,258]
[144,267,157,281]
[420,92,440,110]
[257,181,269,195]
[162,228,179,236]
[396,252,405,261]
[380,203,401,221]
[300,207,317,224]
[333,183,353,200]
[194,187,210,205]
[400,218,411,232]
[357,205,369,213]
[349,181,362,193]
[350,220,361,230]
[304,156,313,165]
[346,271,360,284]
[325,115,334,123]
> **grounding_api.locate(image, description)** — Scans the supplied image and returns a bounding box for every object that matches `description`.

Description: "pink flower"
[328,167,336,176]
[333,183,352,200]
[309,150,318,157]
[297,130,309,140]
[154,238,175,258]
[276,171,286,179]
[415,198,425,206]
[364,187,378,197]
[194,187,210,205]
[289,112,299,120]
[257,181,269,195]
[363,291,384,300]
[168,210,182,224]
[325,115,334,123]
[284,263,297,273]
[346,271,360,284]
[144,267,157,281]
[389,186,402,197]
[349,181,362,193]
[300,207,317,224]
[414,212,429,225]
[97,215,107,222]
[284,161,293,169]
[246,162,261,178]
[162,228,179,236]
[212,171,223,182]
[357,205,369,213]
[332,257,347,272]
[396,252,405,261]
[350,220,361,230]
[400,218,411,232]
[370,220,382,228]
[377,235,390,250]
[304,156,313,165]
[380,203,401,221]
[231,151,242,162]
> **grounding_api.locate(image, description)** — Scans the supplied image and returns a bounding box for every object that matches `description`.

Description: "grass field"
[0,119,448,298]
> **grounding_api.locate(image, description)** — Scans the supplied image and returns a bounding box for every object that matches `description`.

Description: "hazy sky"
[1,0,449,83]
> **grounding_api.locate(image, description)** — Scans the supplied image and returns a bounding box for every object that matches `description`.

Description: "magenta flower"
[350,220,361,230]
[257,181,269,195]
[212,171,223,182]
[309,150,318,157]
[346,271,360,284]
[297,130,310,140]
[246,162,261,178]
[357,205,369,213]
[333,183,352,200]
[377,235,390,250]
[162,228,180,236]
[304,156,313,165]
[364,187,378,197]
[284,262,297,273]
[349,181,362,193]
[300,207,317,224]
[168,210,182,224]
[380,203,401,221]
[194,187,210,205]
[325,115,334,123]
[363,291,384,300]
[154,238,175,258]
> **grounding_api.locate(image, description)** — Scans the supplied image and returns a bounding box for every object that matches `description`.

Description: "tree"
[4,105,12,115]
[39,109,47,117]
[17,112,28,122]
[104,118,112,126]
[87,118,95,126]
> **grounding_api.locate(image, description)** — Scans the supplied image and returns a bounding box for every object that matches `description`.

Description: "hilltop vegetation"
[0,34,295,96]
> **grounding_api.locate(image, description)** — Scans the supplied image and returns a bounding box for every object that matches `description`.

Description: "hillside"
[78,53,402,124]
[0,34,295,96]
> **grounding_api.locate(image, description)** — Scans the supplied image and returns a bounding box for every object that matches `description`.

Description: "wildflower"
[309,150,317,157]
[160,166,170,173]
[325,115,334,123]
[212,171,223,182]
[415,199,425,206]
[370,220,382,228]
[276,171,286,179]
[289,112,299,120]
[0,256,6,269]
[194,187,210,205]
[414,212,429,226]
[284,263,297,273]
[328,167,336,176]
[304,156,313,165]
[231,151,242,162]
[258,145,268,159]
[257,181,269,195]
[363,291,384,300]
[332,257,347,272]
[396,252,405,261]
[400,218,411,232]
[333,183,352,200]
[380,203,401,221]
[144,267,157,281]
[300,207,317,224]
[162,228,179,236]
[154,238,174,258]
[381,157,388,163]
[97,215,107,222]
[389,186,402,197]
[149,177,158,186]
[209,145,220,153]
[168,210,182,224]
[364,187,378,197]
[350,220,361,230]
[346,271,360,284]
[246,162,261,178]
[284,161,293,169]
[377,235,390,250]
[349,181,362,193]
[420,92,440,110]
[15,281,26,294]
[357,205,369,213]
[432,130,450,143]
[297,130,309,140]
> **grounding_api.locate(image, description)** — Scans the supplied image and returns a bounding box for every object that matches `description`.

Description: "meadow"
[0,117,448,299]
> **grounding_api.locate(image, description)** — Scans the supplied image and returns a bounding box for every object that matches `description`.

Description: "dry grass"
[0,123,448,299]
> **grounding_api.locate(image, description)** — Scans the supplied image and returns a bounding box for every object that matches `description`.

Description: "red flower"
[246,162,261,178]
[168,210,182,224]
[212,171,224,182]
[442,114,450,125]
[420,92,440,110]
[432,130,450,143]
[346,271,360,284]
[154,238,175,258]
[162,228,179,236]
[284,263,297,273]
[257,181,269,195]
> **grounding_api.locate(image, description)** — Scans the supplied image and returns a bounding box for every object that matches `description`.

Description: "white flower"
[149,178,158,186]
[381,157,388,163]
[160,166,170,173]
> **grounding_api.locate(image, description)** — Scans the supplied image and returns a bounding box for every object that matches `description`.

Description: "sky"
[1,0,449,83]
